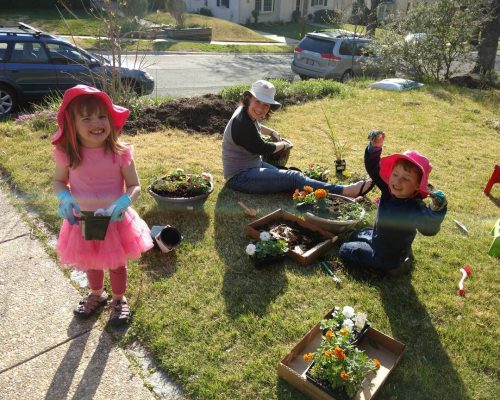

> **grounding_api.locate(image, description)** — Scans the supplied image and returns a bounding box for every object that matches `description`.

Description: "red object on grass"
[457,265,473,296]
[484,163,500,195]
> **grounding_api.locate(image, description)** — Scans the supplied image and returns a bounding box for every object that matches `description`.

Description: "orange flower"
[340,371,349,381]
[373,358,381,369]
[303,352,314,362]
[314,188,327,199]
[334,347,346,360]
[304,185,314,193]
[325,330,334,341]
[292,189,300,199]
[324,349,334,358]
[300,191,307,199]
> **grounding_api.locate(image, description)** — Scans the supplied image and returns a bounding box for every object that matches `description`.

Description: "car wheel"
[299,74,311,81]
[0,84,17,116]
[341,70,354,83]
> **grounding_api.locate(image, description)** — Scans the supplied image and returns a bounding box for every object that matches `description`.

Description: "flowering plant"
[150,169,212,197]
[245,231,288,260]
[304,163,330,182]
[292,186,364,222]
[303,306,379,399]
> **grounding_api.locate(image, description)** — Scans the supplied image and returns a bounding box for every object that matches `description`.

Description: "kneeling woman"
[222,80,372,197]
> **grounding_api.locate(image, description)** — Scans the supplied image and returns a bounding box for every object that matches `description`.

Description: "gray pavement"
[0,187,162,400]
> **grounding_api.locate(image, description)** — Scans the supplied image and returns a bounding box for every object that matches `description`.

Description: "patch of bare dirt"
[123,93,312,136]
[124,94,237,135]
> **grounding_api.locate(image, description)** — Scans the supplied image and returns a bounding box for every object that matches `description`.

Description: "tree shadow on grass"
[344,267,467,400]
[215,186,293,318]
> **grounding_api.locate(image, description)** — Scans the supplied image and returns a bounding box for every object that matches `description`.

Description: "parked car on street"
[0,22,154,116]
[291,31,381,82]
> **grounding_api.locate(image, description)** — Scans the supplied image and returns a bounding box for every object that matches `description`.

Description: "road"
[124,50,500,98]
[124,53,294,98]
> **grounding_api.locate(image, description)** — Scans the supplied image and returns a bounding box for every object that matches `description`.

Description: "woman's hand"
[368,130,385,148]
[270,130,281,142]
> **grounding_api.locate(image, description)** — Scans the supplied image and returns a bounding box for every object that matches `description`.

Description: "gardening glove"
[57,190,81,225]
[429,190,447,212]
[367,130,385,148]
[270,130,281,141]
[108,194,132,222]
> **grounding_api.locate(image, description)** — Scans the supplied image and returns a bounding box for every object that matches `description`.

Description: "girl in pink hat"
[52,85,153,325]
[339,130,447,276]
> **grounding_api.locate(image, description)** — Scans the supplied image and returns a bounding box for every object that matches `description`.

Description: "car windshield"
[299,37,336,54]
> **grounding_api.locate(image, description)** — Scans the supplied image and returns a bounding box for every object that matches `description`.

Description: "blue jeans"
[227,162,344,194]
[339,228,392,272]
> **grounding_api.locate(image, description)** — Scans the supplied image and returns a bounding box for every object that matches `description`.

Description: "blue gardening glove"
[57,190,80,225]
[109,194,132,222]
[429,190,447,211]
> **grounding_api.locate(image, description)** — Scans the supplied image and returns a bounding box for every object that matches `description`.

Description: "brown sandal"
[74,291,108,319]
[108,296,131,326]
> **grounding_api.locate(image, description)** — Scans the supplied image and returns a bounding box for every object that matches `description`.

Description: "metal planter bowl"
[147,173,214,211]
[303,194,365,234]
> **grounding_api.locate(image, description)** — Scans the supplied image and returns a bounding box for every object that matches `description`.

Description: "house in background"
[182,0,431,25]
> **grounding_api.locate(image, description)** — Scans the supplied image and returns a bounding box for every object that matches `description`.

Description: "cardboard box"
[245,209,337,266]
[278,309,406,400]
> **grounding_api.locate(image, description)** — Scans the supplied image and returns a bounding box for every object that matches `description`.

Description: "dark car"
[0,22,154,116]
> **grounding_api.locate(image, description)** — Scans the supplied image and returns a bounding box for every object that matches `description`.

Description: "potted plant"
[148,168,214,210]
[304,162,330,182]
[292,186,365,233]
[245,230,289,269]
[321,105,348,174]
[303,306,380,400]
[261,134,293,168]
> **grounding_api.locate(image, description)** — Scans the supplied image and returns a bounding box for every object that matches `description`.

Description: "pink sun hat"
[379,150,432,198]
[51,85,129,145]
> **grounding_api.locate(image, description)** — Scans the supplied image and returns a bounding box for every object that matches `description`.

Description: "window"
[10,42,48,63]
[0,42,8,61]
[255,0,274,13]
[311,0,327,6]
[217,0,229,7]
[46,43,90,65]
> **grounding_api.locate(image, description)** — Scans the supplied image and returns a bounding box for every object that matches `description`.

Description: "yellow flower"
[303,352,314,362]
[339,327,350,336]
[325,330,334,341]
[373,358,381,369]
[304,185,314,193]
[324,349,334,358]
[340,371,349,381]
[314,188,328,199]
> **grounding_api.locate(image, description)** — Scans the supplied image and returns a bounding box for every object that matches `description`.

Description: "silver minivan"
[291,31,379,82]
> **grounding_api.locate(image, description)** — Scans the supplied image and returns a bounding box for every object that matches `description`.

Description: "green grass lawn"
[250,22,368,40]
[1,82,499,400]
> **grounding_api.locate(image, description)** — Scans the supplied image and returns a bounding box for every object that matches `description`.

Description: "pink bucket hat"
[51,85,129,145]
[379,150,432,198]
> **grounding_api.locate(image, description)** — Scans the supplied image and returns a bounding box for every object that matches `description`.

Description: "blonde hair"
[60,94,125,167]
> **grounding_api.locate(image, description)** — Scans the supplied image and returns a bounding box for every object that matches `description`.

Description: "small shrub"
[313,9,340,25]
[291,9,301,23]
[199,7,213,17]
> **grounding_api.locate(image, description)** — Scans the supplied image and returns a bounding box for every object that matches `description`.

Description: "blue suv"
[0,23,154,116]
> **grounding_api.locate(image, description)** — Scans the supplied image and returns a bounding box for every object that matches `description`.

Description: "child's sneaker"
[108,296,131,326]
[74,291,108,319]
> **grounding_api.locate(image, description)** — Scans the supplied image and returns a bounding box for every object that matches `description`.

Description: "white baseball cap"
[246,80,281,110]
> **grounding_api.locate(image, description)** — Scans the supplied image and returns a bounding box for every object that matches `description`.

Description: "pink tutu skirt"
[56,208,154,271]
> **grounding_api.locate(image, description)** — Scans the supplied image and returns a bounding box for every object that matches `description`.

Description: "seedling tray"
[245,209,337,266]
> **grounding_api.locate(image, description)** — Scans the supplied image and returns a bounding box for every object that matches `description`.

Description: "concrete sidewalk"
[0,187,159,400]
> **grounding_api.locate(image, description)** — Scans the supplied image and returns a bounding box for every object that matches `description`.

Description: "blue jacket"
[365,145,447,263]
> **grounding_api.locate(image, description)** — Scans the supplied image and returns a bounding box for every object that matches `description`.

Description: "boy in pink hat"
[339,130,447,276]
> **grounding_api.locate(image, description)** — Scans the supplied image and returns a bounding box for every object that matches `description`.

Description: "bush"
[199,7,213,17]
[291,10,301,23]
[219,79,347,104]
[313,9,340,25]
